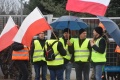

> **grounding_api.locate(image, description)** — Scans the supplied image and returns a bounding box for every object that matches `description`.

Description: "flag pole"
[52,30,59,41]
[50,26,59,41]
[68,12,71,40]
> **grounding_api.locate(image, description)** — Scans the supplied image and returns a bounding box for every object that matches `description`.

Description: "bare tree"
[12,0,21,15]
[0,0,5,14]
[0,0,22,15]
[4,0,14,14]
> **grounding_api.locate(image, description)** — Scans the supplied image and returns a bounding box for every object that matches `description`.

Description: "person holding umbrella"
[90,27,107,80]
[59,28,74,80]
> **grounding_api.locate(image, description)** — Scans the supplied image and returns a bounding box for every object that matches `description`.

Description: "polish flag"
[66,0,110,16]
[0,16,18,51]
[13,7,51,46]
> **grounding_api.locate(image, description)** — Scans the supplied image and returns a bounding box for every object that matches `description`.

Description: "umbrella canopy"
[97,16,120,46]
[50,16,88,30]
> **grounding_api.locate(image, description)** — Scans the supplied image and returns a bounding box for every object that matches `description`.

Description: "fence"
[0,15,120,66]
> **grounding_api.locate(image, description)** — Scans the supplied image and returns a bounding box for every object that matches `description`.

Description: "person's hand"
[90,39,95,47]
[67,40,72,46]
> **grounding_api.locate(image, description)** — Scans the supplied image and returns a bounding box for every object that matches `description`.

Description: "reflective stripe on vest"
[34,50,43,52]
[12,47,29,60]
[45,40,64,66]
[74,38,90,62]
[12,54,29,56]
[59,38,74,60]
[91,37,106,62]
[75,50,89,52]
[33,40,45,62]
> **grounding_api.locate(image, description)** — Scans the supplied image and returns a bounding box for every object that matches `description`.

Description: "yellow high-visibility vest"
[45,40,64,66]
[33,40,45,62]
[59,38,74,60]
[91,37,106,62]
[74,38,90,62]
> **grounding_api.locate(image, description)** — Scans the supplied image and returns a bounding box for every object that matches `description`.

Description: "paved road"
[0,66,92,80]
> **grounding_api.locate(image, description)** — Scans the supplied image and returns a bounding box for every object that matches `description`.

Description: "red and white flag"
[66,0,110,16]
[13,7,51,46]
[0,16,18,51]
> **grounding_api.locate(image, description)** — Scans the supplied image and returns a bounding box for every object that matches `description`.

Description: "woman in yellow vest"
[12,42,29,80]
[90,27,107,80]
[30,32,47,80]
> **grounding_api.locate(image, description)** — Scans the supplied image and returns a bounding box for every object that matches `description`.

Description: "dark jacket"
[12,42,24,51]
[92,37,106,54]
[30,37,46,65]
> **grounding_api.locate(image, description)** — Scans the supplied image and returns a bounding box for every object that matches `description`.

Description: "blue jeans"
[64,62,73,80]
[49,68,64,80]
[93,64,104,80]
[34,63,47,80]
[75,62,90,80]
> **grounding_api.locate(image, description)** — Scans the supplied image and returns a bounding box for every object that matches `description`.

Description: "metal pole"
[20,0,23,23]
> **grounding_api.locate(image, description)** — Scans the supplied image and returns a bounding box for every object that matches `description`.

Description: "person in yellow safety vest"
[90,27,107,80]
[70,29,92,80]
[12,42,30,80]
[44,31,67,80]
[115,45,120,79]
[59,28,74,80]
[30,32,47,80]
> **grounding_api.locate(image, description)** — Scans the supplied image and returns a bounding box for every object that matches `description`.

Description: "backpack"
[45,41,58,61]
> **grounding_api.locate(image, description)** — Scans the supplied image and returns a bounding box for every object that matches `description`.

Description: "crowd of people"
[0,26,116,80]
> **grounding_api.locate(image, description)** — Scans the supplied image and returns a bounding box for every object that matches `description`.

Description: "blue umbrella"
[97,16,120,46]
[50,16,88,30]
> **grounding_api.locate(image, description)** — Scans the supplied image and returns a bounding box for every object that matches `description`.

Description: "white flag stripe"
[0,16,15,37]
[13,7,43,43]
[81,0,110,6]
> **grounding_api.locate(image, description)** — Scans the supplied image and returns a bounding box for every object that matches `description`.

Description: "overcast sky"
[25,0,29,2]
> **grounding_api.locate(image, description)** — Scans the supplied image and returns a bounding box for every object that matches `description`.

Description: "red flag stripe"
[21,18,51,46]
[66,0,110,16]
[0,26,18,51]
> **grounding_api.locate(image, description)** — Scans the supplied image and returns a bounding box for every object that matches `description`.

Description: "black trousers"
[15,60,29,80]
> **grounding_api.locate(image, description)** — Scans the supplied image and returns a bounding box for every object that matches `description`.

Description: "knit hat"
[79,29,86,35]
[63,28,71,33]
[94,27,103,36]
